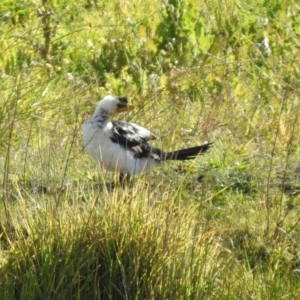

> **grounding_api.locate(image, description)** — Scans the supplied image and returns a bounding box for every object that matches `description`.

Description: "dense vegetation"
[1,0,300,298]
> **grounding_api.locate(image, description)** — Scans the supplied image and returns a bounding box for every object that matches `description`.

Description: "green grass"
[1,0,300,299]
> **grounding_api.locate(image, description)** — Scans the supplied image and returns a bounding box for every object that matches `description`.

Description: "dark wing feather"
[132,143,164,162]
[111,121,156,148]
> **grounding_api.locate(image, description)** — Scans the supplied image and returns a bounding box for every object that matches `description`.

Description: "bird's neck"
[91,109,110,126]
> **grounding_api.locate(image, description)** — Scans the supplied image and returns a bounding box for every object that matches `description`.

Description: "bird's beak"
[116,105,135,113]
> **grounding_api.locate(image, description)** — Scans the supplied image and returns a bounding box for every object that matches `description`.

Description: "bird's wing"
[132,143,163,162]
[110,120,156,148]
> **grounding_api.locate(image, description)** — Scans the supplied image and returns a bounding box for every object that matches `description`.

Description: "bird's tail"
[164,143,213,161]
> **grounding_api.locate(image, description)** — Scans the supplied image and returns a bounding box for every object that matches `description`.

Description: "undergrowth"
[1,0,300,299]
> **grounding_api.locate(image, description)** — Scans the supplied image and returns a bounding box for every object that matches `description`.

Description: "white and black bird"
[82,95,212,183]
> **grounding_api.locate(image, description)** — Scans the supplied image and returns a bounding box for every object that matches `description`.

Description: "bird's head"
[95,95,135,115]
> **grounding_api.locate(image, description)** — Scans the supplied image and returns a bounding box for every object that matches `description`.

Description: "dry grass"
[1,0,300,298]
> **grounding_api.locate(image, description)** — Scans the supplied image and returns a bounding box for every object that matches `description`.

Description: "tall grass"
[1,0,300,299]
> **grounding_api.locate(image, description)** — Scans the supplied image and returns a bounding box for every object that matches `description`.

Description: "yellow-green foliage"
[1,0,300,299]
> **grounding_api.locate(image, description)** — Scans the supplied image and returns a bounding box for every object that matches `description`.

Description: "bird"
[82,95,212,185]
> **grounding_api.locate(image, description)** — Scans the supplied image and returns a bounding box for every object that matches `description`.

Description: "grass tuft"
[1,0,300,298]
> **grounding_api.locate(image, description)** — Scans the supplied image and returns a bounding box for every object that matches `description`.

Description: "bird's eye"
[117,103,127,109]
[117,97,128,103]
